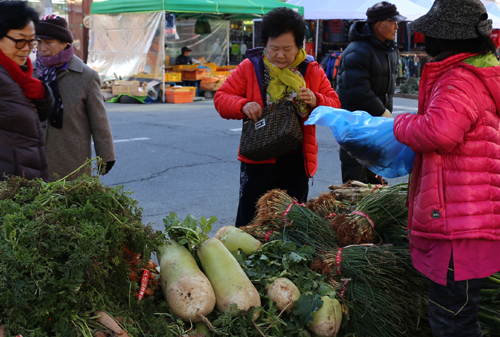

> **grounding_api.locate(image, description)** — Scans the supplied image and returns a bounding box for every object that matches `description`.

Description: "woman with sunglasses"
[0,1,53,181]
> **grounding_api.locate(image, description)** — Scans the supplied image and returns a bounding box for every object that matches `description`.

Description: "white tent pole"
[315,19,319,58]
[227,21,230,65]
[162,11,166,103]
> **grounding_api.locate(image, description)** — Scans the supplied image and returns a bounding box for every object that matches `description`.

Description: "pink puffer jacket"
[394,52,500,241]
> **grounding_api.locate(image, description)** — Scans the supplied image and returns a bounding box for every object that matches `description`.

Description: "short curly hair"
[261,7,306,49]
[0,1,39,39]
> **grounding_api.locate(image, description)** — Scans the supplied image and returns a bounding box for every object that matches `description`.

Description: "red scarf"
[0,49,45,100]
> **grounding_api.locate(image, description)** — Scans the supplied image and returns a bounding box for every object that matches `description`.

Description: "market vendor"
[175,46,193,65]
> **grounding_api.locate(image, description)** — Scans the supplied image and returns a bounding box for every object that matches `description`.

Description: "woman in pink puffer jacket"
[394,0,500,336]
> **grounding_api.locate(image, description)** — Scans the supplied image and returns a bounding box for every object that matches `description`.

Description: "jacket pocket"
[437,163,445,210]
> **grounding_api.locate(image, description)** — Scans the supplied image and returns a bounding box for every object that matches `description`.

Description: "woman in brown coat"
[0,1,53,181]
[35,15,116,181]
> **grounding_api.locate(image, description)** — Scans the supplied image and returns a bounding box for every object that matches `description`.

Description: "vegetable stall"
[1,168,499,336]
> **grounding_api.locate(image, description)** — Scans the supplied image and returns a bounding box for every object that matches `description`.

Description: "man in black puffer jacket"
[336,1,406,184]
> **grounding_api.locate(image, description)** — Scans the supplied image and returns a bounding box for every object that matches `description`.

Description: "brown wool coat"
[43,55,115,181]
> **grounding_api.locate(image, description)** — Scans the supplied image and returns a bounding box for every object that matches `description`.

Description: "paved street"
[99,97,418,234]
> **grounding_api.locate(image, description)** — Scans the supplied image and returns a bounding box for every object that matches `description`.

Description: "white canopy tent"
[287,0,429,20]
[287,0,430,56]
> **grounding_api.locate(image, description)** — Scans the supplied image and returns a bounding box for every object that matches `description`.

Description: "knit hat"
[35,15,74,43]
[409,0,493,40]
[366,1,407,23]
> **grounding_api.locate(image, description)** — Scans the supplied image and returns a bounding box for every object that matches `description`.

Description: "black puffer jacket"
[0,64,53,181]
[336,21,399,116]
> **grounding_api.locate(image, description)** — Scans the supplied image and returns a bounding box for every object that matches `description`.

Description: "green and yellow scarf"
[263,48,309,115]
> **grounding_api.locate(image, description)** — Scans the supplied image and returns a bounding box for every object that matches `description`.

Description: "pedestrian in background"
[175,46,193,65]
[35,15,115,181]
[336,1,406,184]
[393,0,500,336]
[0,1,53,181]
[214,7,340,227]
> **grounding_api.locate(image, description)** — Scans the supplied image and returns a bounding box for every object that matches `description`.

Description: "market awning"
[90,0,304,17]
[287,0,428,21]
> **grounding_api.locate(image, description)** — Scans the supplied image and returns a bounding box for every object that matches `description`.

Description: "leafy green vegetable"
[292,292,324,326]
[234,240,335,333]
[163,211,217,250]
[0,175,181,336]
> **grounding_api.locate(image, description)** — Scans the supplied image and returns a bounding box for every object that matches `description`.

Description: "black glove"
[98,160,115,175]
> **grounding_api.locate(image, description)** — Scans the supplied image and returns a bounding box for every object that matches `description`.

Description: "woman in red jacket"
[393,0,500,335]
[214,7,340,228]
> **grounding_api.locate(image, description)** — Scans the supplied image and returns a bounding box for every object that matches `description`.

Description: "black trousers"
[339,147,384,184]
[235,152,309,228]
[428,259,483,337]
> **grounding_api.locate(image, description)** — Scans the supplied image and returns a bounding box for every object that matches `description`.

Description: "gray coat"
[43,55,115,181]
[0,64,53,181]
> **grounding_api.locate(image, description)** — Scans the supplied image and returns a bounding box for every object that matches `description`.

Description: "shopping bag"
[305,106,415,178]
[240,100,303,161]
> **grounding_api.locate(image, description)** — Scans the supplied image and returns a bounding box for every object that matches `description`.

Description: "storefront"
[229,20,253,64]
[21,0,92,62]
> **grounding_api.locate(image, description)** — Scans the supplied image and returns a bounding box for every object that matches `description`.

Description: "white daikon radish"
[309,296,342,337]
[157,240,216,322]
[197,238,261,317]
[266,277,301,311]
[214,225,262,255]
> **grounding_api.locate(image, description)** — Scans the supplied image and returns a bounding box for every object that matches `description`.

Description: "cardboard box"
[112,80,141,87]
[112,84,148,97]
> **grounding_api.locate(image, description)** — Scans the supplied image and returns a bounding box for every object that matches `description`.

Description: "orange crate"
[165,90,194,103]
[182,69,207,81]
[212,71,232,77]
[165,72,182,82]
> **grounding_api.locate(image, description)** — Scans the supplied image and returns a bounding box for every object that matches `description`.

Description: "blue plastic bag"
[305,106,415,178]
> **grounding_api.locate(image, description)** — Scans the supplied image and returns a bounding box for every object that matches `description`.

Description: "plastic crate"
[204,63,217,72]
[165,72,182,82]
[181,69,207,81]
[216,65,237,71]
[173,64,198,72]
[165,90,194,103]
[182,86,197,97]
[211,71,232,77]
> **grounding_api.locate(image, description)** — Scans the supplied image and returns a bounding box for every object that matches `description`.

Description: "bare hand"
[28,99,38,112]
[298,86,317,108]
[242,102,263,121]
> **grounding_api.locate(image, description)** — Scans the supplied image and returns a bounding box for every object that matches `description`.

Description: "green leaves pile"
[232,240,344,336]
[0,175,178,337]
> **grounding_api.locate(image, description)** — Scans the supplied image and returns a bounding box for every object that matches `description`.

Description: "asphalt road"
[98,97,418,235]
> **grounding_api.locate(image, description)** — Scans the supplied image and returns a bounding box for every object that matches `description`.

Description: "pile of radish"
[158,213,343,337]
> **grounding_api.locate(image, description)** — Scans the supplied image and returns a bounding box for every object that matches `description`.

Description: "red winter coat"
[214,50,340,177]
[394,53,500,241]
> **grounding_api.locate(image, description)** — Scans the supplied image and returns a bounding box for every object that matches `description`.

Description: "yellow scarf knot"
[263,48,309,115]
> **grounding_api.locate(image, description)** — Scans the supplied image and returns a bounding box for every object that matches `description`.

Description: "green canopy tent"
[89,0,303,102]
[90,0,304,17]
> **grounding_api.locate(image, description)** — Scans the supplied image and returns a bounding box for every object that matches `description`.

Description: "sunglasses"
[4,35,40,49]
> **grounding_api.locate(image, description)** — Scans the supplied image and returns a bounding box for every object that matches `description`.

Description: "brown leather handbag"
[239,100,303,161]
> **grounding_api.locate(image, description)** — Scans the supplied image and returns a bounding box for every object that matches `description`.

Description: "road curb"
[394,93,418,99]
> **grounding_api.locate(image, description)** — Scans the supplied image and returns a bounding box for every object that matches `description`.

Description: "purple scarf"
[36,45,74,129]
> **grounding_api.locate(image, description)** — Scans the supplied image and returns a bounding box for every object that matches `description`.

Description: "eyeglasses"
[4,35,39,49]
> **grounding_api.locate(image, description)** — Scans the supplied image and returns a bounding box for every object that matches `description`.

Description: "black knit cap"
[35,15,73,43]
[366,1,407,23]
[409,0,492,40]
